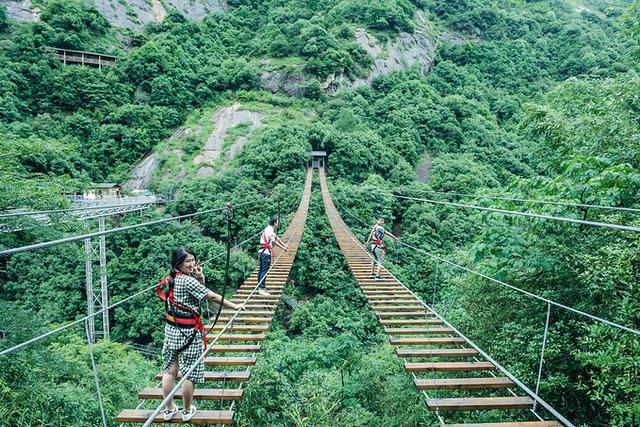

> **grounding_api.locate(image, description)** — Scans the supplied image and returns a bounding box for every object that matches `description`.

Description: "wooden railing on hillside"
[48,47,118,68]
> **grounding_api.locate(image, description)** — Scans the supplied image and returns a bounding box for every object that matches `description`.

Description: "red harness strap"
[259,229,273,252]
[370,226,387,254]
[157,272,205,344]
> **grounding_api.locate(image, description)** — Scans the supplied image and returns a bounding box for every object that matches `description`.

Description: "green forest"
[1,0,639,425]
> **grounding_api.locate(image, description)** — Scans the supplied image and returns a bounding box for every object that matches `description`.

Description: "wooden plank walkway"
[318,168,562,427]
[116,168,312,424]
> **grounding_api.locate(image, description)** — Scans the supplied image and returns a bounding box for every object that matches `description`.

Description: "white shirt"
[259,225,277,253]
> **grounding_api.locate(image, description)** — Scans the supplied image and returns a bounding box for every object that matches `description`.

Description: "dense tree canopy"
[1,0,639,426]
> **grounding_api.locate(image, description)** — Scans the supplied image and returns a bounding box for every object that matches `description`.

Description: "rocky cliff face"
[328,11,437,93]
[0,0,226,29]
[261,11,438,97]
[1,0,39,22]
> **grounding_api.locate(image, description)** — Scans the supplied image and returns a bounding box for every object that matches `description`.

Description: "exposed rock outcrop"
[124,127,189,191]
[1,0,39,22]
[328,11,437,94]
[0,0,226,29]
[260,11,438,97]
[125,103,264,188]
[193,103,264,176]
[261,68,307,98]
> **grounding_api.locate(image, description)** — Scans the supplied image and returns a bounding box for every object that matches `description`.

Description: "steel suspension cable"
[403,188,640,214]
[0,228,264,357]
[0,200,164,219]
[377,192,640,233]
[0,199,263,257]
[336,203,640,337]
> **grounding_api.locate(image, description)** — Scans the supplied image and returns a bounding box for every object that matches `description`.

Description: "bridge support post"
[98,217,110,340]
[84,217,110,342]
[85,237,96,342]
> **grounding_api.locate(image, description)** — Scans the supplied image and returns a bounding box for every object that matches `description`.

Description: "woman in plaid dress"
[161,247,244,422]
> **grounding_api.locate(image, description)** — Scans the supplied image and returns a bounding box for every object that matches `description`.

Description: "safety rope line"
[141,226,301,427]
[404,188,640,214]
[0,228,264,357]
[85,319,108,427]
[0,199,263,257]
[397,239,640,336]
[379,192,640,233]
[534,303,552,412]
[337,202,640,337]
[0,200,164,219]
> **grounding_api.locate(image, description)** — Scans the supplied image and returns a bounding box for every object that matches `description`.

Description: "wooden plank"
[367,294,415,300]
[384,327,455,335]
[382,319,444,326]
[426,397,534,411]
[363,290,411,294]
[374,311,444,320]
[396,348,478,358]
[369,299,421,304]
[230,303,279,307]
[374,306,427,311]
[405,362,495,372]
[211,334,266,341]
[138,388,243,400]
[444,422,562,427]
[116,409,234,424]
[205,356,257,366]
[155,371,250,382]
[415,377,514,390]
[235,291,283,296]
[211,317,272,324]
[220,310,274,316]
[207,345,261,353]
[208,324,269,332]
[231,295,280,299]
[390,337,466,345]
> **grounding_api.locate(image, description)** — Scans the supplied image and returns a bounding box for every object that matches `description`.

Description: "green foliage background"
[1,0,639,426]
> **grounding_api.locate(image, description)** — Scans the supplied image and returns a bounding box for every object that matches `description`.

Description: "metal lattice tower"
[85,217,110,342]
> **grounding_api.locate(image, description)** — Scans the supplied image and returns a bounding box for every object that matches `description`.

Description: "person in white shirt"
[257,215,288,296]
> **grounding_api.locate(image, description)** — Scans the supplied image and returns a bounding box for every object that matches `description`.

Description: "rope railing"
[404,188,640,214]
[381,192,640,233]
[0,199,264,257]
[336,202,640,337]
[0,226,267,357]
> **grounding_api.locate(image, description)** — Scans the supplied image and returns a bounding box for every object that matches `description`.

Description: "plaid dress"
[162,274,209,384]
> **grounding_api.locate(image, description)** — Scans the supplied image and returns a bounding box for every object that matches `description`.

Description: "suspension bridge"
[1,167,638,426]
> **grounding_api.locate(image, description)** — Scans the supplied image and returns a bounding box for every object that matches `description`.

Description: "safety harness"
[259,228,273,253]
[370,225,387,255]
[157,272,206,346]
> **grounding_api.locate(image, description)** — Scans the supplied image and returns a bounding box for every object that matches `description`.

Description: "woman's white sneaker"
[182,405,197,422]
[163,404,179,421]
